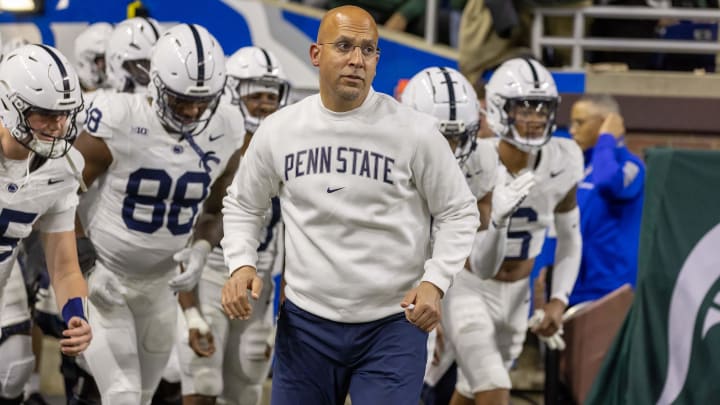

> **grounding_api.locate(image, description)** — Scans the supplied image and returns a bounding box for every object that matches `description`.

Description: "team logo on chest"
[180,133,220,174]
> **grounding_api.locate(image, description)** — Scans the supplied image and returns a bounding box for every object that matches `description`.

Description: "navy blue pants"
[272,300,428,405]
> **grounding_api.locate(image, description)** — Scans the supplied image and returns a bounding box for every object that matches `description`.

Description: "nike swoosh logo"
[48,178,64,185]
[326,187,344,193]
[550,170,563,178]
[208,134,225,142]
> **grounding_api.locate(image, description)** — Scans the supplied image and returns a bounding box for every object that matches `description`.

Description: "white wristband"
[183,307,210,334]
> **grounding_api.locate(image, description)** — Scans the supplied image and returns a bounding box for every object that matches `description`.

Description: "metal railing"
[531,6,720,69]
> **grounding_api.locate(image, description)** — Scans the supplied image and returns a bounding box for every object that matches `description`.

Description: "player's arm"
[532,186,582,337]
[73,92,119,237]
[477,192,492,231]
[469,171,535,279]
[194,148,242,246]
[468,191,506,279]
[72,130,112,238]
[178,290,215,357]
[592,113,645,200]
[41,229,92,356]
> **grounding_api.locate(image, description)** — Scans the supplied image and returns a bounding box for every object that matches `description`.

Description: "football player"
[73,24,244,404]
[431,58,583,405]
[176,45,290,405]
[105,17,162,95]
[401,66,535,404]
[74,23,113,93]
[0,44,92,405]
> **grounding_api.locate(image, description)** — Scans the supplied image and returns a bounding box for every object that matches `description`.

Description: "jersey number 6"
[505,207,538,261]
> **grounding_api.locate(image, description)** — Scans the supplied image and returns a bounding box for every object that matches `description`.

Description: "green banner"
[585,148,720,405]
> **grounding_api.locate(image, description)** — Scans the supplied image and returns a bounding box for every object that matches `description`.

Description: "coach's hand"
[60,318,92,356]
[401,281,442,332]
[222,266,263,320]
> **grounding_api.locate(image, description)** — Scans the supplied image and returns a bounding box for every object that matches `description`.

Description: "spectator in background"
[568,94,644,306]
[458,0,589,85]
[449,0,467,48]
[326,0,427,35]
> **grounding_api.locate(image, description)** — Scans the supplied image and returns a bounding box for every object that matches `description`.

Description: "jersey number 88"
[122,168,211,235]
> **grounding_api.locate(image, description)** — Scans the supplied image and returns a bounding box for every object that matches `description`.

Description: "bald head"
[317,6,378,44]
[311,5,380,112]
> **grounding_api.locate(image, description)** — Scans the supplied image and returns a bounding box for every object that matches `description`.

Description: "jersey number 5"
[0,209,38,262]
[122,168,211,235]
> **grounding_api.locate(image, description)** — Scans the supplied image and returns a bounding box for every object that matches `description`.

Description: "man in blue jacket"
[569,94,645,306]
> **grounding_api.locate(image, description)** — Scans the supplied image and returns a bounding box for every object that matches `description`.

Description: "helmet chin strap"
[239,102,261,134]
[525,148,540,171]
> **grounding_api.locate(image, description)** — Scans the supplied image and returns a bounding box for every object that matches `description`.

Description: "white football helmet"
[106,17,162,94]
[74,22,113,90]
[401,66,480,163]
[0,45,83,159]
[150,24,225,135]
[225,46,290,133]
[485,58,559,152]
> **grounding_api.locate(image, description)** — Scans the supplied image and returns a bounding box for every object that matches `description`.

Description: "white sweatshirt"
[222,89,479,323]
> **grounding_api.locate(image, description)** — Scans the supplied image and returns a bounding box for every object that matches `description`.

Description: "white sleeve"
[414,127,480,294]
[34,205,77,233]
[551,206,582,304]
[82,91,126,140]
[221,125,280,275]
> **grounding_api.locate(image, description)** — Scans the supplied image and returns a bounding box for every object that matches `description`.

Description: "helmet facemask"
[227,75,290,134]
[439,119,479,165]
[501,97,558,152]
[153,73,222,136]
[6,94,82,159]
[120,59,151,93]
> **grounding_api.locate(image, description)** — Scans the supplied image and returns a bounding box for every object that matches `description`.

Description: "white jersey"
[462,138,498,199]
[81,92,243,276]
[497,137,583,260]
[0,148,84,285]
[1,259,29,328]
[77,88,111,230]
[222,89,479,323]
